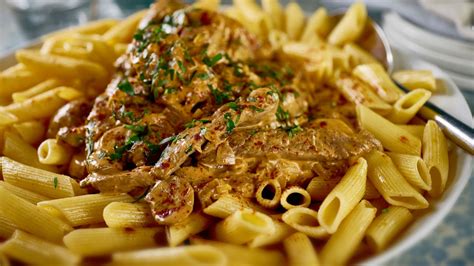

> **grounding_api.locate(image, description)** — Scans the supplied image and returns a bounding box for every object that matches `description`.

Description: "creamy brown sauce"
[51,0,381,225]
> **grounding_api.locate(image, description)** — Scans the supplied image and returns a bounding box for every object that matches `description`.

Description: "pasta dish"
[0,0,450,265]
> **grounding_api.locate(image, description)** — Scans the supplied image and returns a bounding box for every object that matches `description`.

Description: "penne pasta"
[357,104,422,155]
[0,212,16,240]
[387,152,431,191]
[249,219,295,248]
[11,78,62,103]
[343,43,378,67]
[11,121,46,145]
[320,200,377,265]
[103,202,155,228]
[366,206,413,251]
[256,179,282,209]
[213,209,274,244]
[103,10,148,44]
[301,7,331,42]
[0,64,43,99]
[190,238,285,266]
[387,89,432,124]
[167,212,211,247]
[233,0,270,37]
[0,230,80,265]
[2,133,58,172]
[2,156,85,198]
[38,193,134,227]
[284,2,305,40]
[353,63,401,103]
[261,0,284,31]
[111,245,227,266]
[392,70,436,91]
[0,181,51,204]
[42,18,118,40]
[318,158,367,233]
[306,177,339,201]
[64,227,163,256]
[203,194,249,218]
[280,186,311,210]
[423,120,449,197]
[0,186,72,243]
[365,150,429,209]
[397,124,425,140]
[282,207,329,239]
[328,2,367,46]
[37,138,72,165]
[283,232,319,266]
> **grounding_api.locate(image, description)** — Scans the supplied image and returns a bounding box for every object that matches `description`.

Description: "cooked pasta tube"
[357,104,421,155]
[249,220,295,248]
[306,177,339,201]
[320,200,377,265]
[167,212,211,247]
[365,150,429,209]
[353,63,401,103]
[11,79,62,103]
[42,18,118,40]
[365,179,381,200]
[103,9,147,44]
[213,209,274,244]
[392,70,436,91]
[0,64,43,98]
[0,186,72,243]
[0,230,80,265]
[63,227,163,256]
[2,157,85,198]
[203,194,249,218]
[111,245,227,266]
[256,179,282,208]
[2,132,58,172]
[261,0,284,31]
[301,7,331,42]
[0,212,16,240]
[1,86,83,125]
[0,181,51,204]
[0,252,9,266]
[283,232,319,266]
[318,158,367,233]
[37,138,72,165]
[11,121,46,145]
[282,207,329,239]
[343,43,378,67]
[190,238,285,266]
[328,2,367,46]
[387,152,431,191]
[280,186,311,209]
[387,89,432,124]
[38,193,134,227]
[193,0,220,11]
[284,2,305,40]
[397,124,425,140]
[423,120,449,197]
[103,202,155,228]
[234,0,270,37]
[366,206,413,251]
[268,30,289,51]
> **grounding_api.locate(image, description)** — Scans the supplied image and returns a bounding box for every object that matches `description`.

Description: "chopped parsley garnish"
[227,102,239,111]
[209,84,229,104]
[276,106,290,121]
[125,124,147,134]
[53,177,58,189]
[196,72,209,80]
[203,53,223,67]
[285,125,302,138]
[177,60,186,73]
[224,113,235,133]
[118,79,134,96]
[250,106,264,112]
[184,119,211,129]
[164,87,177,94]
[185,145,193,153]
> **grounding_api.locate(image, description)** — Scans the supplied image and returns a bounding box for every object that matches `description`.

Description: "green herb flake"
[53,177,58,189]
[276,106,290,121]
[184,119,211,129]
[224,112,235,133]
[196,72,209,80]
[177,60,186,73]
[185,145,193,153]
[125,124,147,134]
[118,79,135,96]
[382,208,389,214]
[285,125,302,138]
[208,84,229,105]
[203,53,223,67]
[250,106,264,112]
[227,102,239,111]
[164,87,177,94]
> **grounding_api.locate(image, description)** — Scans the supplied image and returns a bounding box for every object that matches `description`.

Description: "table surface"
[0,1,472,265]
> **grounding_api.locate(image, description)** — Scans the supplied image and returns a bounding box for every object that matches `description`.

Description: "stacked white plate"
[382,12,474,91]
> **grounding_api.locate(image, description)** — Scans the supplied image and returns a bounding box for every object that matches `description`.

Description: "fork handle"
[395,81,474,155]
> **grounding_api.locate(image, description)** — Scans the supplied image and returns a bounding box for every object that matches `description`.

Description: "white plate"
[1,30,472,266]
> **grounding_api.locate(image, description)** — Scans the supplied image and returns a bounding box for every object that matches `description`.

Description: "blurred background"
[0,0,472,265]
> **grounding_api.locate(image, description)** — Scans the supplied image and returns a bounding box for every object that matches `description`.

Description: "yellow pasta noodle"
[301,7,331,42]
[282,207,329,239]
[0,64,43,99]
[284,2,305,40]
[249,220,294,248]
[387,152,431,191]
[306,177,339,201]
[193,0,220,11]
[397,124,425,140]
[283,232,319,266]
[357,104,421,155]
[387,89,432,124]
[423,120,449,197]
[392,70,436,91]
[103,10,148,44]
[0,230,80,265]
[366,206,413,251]
[167,212,211,247]
[320,200,377,265]
[318,158,367,233]
[11,78,62,103]
[11,121,46,145]
[103,202,155,228]
[64,227,163,256]
[37,138,72,165]
[256,179,282,209]
[343,43,378,67]
[328,2,367,46]
[0,212,16,240]
[0,181,51,204]
[38,193,134,227]
[353,63,401,103]
[280,186,311,210]
[42,18,118,40]
[203,194,249,218]
[213,209,274,244]
[261,0,284,31]
[365,150,429,209]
